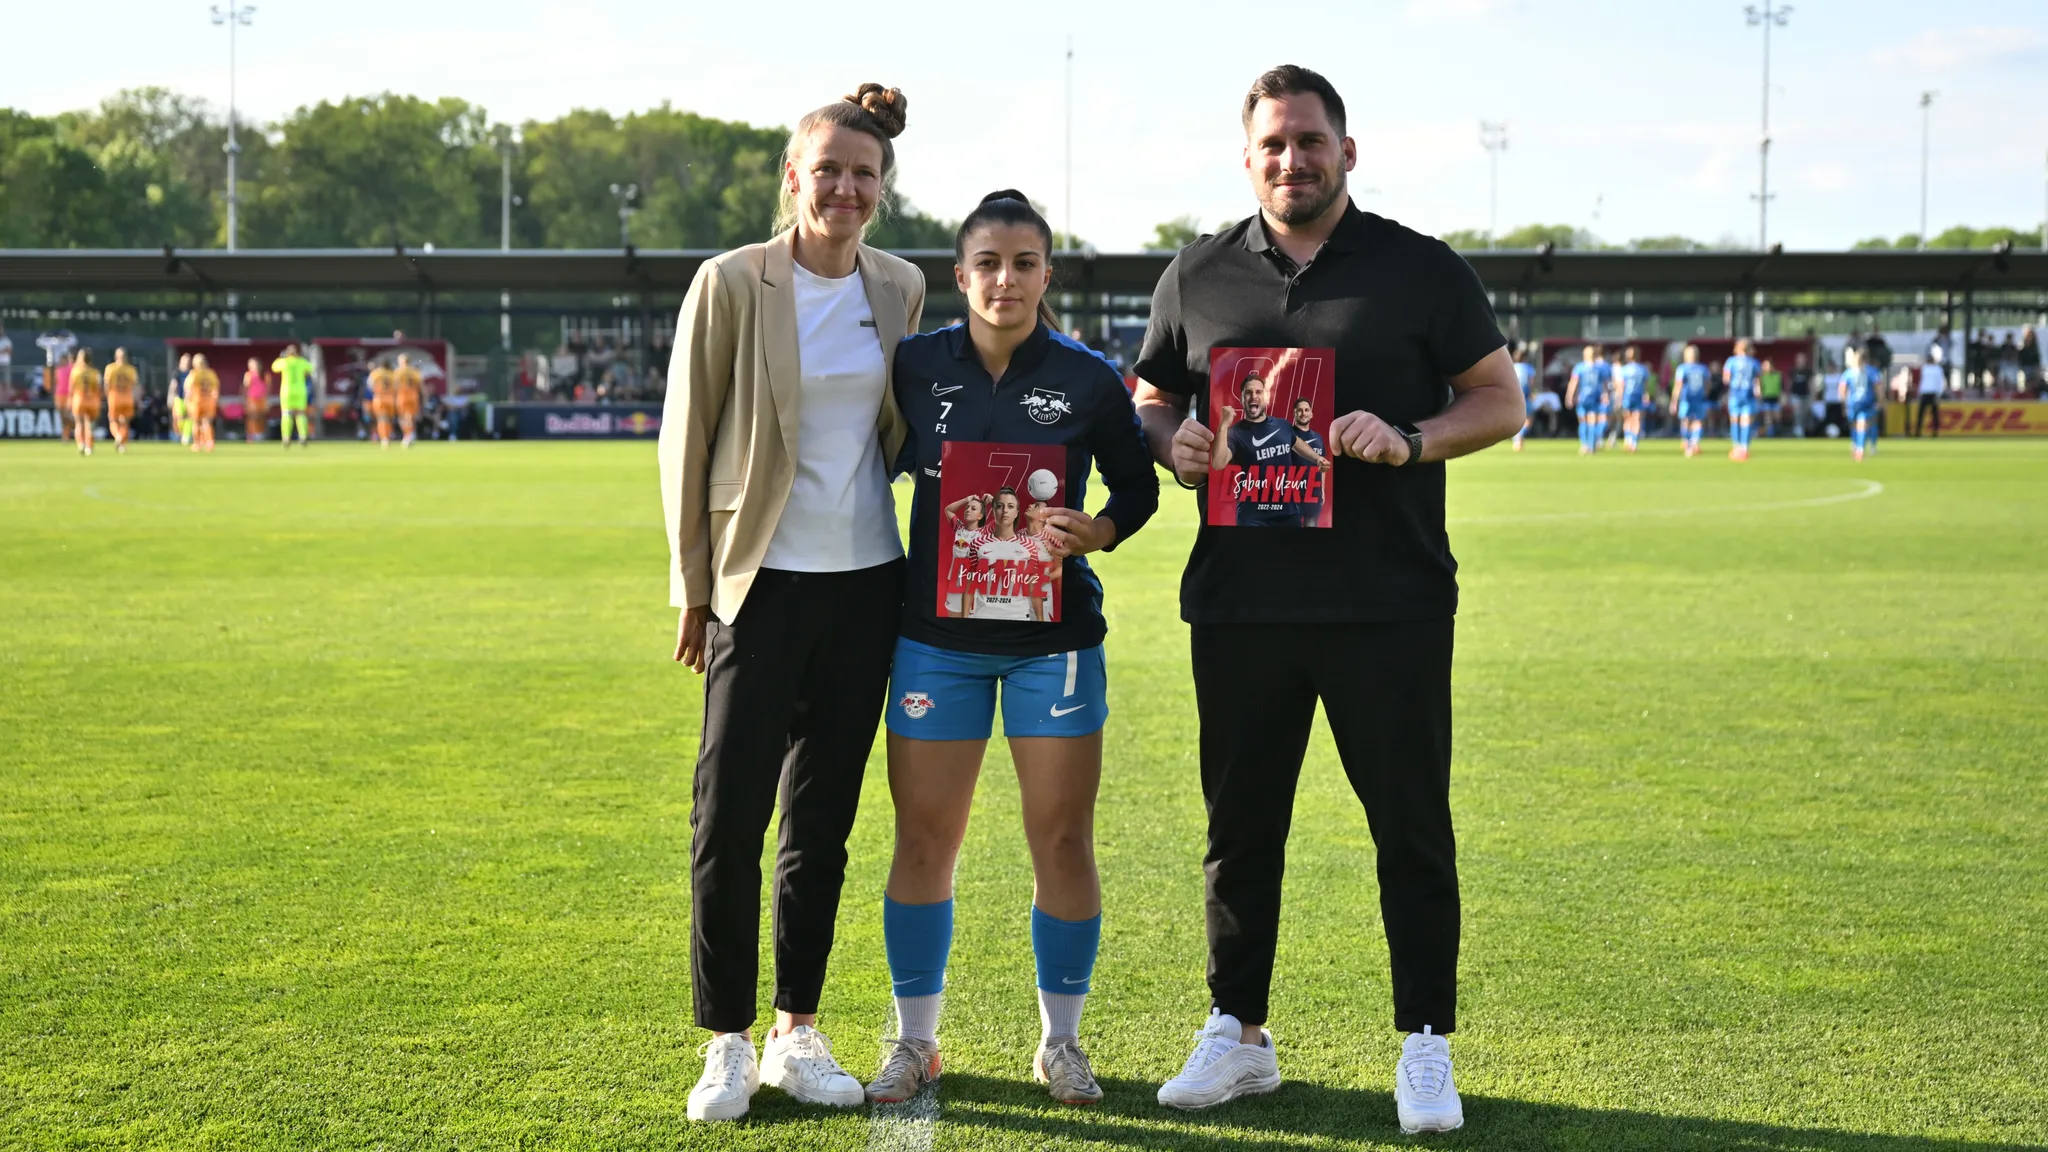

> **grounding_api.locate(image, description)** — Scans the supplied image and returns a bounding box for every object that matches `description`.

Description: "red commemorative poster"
[1205,346,1335,528]
[936,441,1067,623]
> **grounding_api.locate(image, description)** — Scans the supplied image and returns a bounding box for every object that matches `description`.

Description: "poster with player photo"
[936,441,1067,623]
[1206,346,1335,528]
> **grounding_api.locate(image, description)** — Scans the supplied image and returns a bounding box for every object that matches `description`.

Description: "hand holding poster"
[937,441,1067,623]
[1207,347,1335,527]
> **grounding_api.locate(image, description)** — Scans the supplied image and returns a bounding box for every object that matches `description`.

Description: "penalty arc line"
[1448,479,1883,526]
[865,1080,939,1152]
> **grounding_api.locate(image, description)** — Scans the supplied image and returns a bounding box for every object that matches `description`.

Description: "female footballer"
[655,83,925,1123]
[68,349,102,455]
[941,492,989,617]
[1840,346,1882,461]
[865,191,1158,1107]
[104,348,138,452]
[186,354,221,453]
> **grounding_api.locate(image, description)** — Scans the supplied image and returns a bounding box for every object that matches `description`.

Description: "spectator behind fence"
[2020,327,2041,396]
[1915,341,1947,436]
[1995,332,2018,395]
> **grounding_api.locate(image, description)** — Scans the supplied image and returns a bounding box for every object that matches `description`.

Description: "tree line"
[0,88,955,251]
[6,89,2038,256]
[1149,216,2042,254]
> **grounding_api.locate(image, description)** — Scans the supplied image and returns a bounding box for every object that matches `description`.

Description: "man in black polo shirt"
[1289,398,1327,527]
[1134,64,1523,1133]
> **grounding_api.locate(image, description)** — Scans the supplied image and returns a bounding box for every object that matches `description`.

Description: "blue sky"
[13,0,2048,250]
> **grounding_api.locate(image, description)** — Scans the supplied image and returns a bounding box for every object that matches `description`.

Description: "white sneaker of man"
[687,1032,759,1122]
[1393,1027,1463,1133]
[760,1024,864,1107]
[1156,1010,1280,1109]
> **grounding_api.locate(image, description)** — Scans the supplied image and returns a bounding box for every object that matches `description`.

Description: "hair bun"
[844,83,907,139]
[981,188,1029,205]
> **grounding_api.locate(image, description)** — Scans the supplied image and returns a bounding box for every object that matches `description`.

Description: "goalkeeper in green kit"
[272,344,314,447]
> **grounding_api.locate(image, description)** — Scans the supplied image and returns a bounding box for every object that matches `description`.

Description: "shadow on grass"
[931,1073,2036,1152]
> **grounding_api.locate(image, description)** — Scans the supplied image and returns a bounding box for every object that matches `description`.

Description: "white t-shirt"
[759,264,903,572]
[1919,362,1946,397]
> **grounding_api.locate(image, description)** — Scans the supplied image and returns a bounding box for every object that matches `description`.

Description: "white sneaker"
[1394,1028,1463,1133]
[761,1024,864,1107]
[1156,1010,1280,1109]
[687,1032,759,1122]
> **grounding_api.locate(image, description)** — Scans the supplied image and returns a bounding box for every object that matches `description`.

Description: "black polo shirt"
[1134,200,1505,625]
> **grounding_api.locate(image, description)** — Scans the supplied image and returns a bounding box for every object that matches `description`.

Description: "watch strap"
[1394,422,1424,465]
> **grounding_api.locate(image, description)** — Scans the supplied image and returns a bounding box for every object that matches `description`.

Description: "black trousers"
[690,560,903,1033]
[1915,394,1941,436]
[1192,616,1458,1034]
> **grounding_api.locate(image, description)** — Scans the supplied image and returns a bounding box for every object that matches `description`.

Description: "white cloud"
[1870,26,2044,70]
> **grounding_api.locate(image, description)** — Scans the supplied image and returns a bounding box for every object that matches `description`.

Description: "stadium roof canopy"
[2,246,2046,297]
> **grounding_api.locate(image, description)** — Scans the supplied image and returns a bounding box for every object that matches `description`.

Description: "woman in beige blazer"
[656,83,924,1123]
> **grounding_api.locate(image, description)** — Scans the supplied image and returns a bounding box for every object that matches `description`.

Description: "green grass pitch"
[3,435,2044,1151]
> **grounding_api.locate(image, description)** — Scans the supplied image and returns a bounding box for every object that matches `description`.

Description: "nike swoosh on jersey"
[932,382,964,396]
[1252,429,1282,445]
[1050,703,1087,717]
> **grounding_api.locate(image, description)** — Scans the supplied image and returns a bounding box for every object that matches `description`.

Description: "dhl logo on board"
[1885,401,2048,436]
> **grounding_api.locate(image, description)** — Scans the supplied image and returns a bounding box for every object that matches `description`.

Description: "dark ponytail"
[955,189,1061,332]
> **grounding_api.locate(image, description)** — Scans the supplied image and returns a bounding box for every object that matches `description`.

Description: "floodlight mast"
[1919,91,1938,249]
[1745,2,1790,251]
[498,127,518,350]
[1479,121,1508,250]
[211,2,254,336]
[609,182,638,248]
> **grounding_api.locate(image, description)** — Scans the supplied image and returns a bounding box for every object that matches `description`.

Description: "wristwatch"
[1393,422,1424,465]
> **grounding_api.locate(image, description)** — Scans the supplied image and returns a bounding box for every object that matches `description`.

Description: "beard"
[1258,168,1347,226]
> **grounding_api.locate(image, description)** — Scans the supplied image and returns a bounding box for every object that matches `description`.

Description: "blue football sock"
[884,895,954,998]
[1030,906,1101,995]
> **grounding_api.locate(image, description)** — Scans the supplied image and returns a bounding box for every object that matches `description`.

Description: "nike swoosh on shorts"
[1050,703,1087,717]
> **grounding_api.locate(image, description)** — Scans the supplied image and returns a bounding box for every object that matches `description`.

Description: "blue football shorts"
[887,637,1107,741]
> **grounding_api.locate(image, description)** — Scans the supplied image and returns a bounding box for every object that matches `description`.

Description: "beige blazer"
[657,231,925,620]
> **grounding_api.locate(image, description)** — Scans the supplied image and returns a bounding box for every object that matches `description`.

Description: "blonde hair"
[772,83,908,238]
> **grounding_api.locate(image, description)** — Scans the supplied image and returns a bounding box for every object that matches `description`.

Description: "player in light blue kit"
[1511,346,1537,451]
[1565,344,1610,455]
[1723,338,1762,460]
[1614,346,1652,453]
[1840,347,1882,461]
[1669,344,1711,457]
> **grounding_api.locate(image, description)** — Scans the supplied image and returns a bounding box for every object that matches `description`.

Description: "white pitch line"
[82,484,651,528]
[1449,479,1883,526]
[865,1080,939,1152]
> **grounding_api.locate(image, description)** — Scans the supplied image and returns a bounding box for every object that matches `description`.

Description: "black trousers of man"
[690,560,903,1033]
[1915,394,1941,437]
[1192,616,1458,1034]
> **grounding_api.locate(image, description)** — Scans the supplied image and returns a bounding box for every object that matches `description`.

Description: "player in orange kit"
[186,354,221,452]
[367,360,396,448]
[68,349,102,456]
[394,353,424,448]
[243,357,270,441]
[103,348,138,452]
